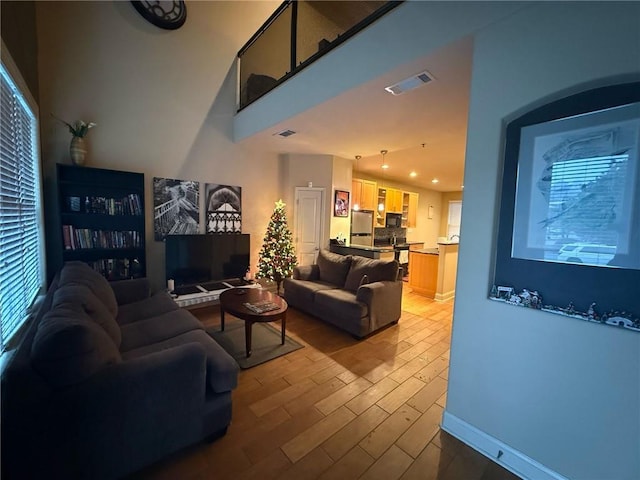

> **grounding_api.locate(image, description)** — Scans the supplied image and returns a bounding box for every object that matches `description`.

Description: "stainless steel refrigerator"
[350,210,374,246]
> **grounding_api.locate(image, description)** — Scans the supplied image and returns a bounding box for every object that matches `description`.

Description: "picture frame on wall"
[493,81,640,329]
[334,190,349,217]
[205,183,242,234]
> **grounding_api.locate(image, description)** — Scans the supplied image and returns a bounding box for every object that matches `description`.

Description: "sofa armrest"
[110,278,151,305]
[356,280,403,331]
[43,343,207,478]
[293,264,319,280]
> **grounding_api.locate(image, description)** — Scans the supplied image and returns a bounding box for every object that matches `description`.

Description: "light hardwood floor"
[131,289,521,480]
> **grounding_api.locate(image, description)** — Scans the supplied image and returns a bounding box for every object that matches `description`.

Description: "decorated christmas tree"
[256,199,298,294]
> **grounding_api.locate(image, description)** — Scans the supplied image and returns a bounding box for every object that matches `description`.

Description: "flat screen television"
[165,234,250,287]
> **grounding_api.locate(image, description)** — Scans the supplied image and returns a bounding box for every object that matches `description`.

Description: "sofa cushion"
[344,257,399,292]
[314,288,367,320]
[122,329,239,393]
[283,278,337,307]
[116,290,179,325]
[119,308,204,352]
[53,284,122,347]
[31,305,121,388]
[316,249,352,287]
[59,261,118,317]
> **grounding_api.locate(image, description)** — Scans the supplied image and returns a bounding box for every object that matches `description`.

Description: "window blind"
[546,154,629,251]
[0,63,42,351]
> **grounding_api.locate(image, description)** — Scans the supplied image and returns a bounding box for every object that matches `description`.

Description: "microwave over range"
[385,213,402,228]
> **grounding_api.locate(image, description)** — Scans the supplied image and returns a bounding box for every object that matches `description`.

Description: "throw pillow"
[59,261,118,317]
[53,283,122,347]
[316,249,352,287]
[344,256,399,291]
[31,304,121,388]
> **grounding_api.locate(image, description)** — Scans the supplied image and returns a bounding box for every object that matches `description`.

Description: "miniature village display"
[489,284,640,332]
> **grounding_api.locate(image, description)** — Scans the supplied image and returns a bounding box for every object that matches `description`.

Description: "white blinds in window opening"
[0,63,42,351]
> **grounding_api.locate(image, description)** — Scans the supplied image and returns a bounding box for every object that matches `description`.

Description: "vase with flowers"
[53,114,96,166]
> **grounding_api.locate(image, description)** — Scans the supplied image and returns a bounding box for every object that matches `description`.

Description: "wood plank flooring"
[131,289,521,480]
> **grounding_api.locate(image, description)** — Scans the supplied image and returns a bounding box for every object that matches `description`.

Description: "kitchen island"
[408,242,459,301]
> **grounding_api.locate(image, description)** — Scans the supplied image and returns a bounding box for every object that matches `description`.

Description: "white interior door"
[294,187,324,266]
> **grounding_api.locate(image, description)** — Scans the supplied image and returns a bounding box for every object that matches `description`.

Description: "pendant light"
[353,155,361,211]
[378,150,388,212]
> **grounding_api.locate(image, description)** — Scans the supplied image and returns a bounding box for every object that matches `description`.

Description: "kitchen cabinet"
[378,187,402,214]
[352,178,377,211]
[361,180,377,210]
[376,188,386,226]
[403,192,419,227]
[375,185,419,226]
[387,188,403,213]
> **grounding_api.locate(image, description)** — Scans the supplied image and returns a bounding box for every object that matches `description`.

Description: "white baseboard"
[441,411,568,480]
[435,290,455,302]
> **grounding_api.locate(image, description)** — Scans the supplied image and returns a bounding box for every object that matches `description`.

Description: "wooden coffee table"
[219,288,288,358]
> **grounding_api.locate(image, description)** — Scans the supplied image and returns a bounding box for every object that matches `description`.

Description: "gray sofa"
[1,261,239,480]
[283,249,402,338]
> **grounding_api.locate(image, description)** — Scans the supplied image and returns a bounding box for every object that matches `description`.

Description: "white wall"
[448,3,640,479]
[36,1,279,291]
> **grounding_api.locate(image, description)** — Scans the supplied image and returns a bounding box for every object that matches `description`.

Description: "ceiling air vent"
[384,71,434,95]
[274,129,296,138]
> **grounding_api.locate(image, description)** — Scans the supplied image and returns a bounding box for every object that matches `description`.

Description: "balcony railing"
[237,0,402,111]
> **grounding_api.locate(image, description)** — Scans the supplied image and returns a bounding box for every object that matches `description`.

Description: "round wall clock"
[131,1,187,30]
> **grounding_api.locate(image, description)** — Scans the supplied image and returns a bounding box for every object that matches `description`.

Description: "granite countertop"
[344,244,390,252]
[413,248,440,255]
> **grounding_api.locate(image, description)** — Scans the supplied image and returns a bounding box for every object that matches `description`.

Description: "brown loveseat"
[283,249,402,338]
[1,261,239,480]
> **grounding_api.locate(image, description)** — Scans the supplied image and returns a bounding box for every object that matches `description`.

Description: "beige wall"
[330,156,352,241]
[1,1,39,102]
[280,153,333,246]
[439,191,463,237]
[36,1,280,291]
[449,3,640,479]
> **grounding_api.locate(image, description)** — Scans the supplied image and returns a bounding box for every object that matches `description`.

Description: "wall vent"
[274,129,296,137]
[384,71,434,95]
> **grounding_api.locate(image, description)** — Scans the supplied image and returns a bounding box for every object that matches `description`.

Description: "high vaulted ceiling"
[238,36,473,192]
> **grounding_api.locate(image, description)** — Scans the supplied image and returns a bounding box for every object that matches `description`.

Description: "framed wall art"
[492,81,640,331]
[205,183,242,233]
[153,177,200,241]
[334,190,350,217]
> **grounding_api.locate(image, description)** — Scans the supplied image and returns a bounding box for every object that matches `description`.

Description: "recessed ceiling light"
[431,178,439,184]
[409,171,417,177]
[381,164,389,169]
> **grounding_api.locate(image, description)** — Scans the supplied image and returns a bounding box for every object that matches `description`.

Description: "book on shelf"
[243,300,281,314]
[65,193,142,216]
[61,225,141,250]
[85,257,142,280]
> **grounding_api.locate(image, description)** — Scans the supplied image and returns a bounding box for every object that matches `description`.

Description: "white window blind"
[0,63,42,351]
[447,200,462,239]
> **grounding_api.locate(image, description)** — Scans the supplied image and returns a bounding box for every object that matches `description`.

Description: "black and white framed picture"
[153,177,200,241]
[205,183,242,233]
[511,101,640,269]
[493,81,640,330]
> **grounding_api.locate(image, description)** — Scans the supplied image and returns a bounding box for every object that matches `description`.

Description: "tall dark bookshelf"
[56,164,146,280]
